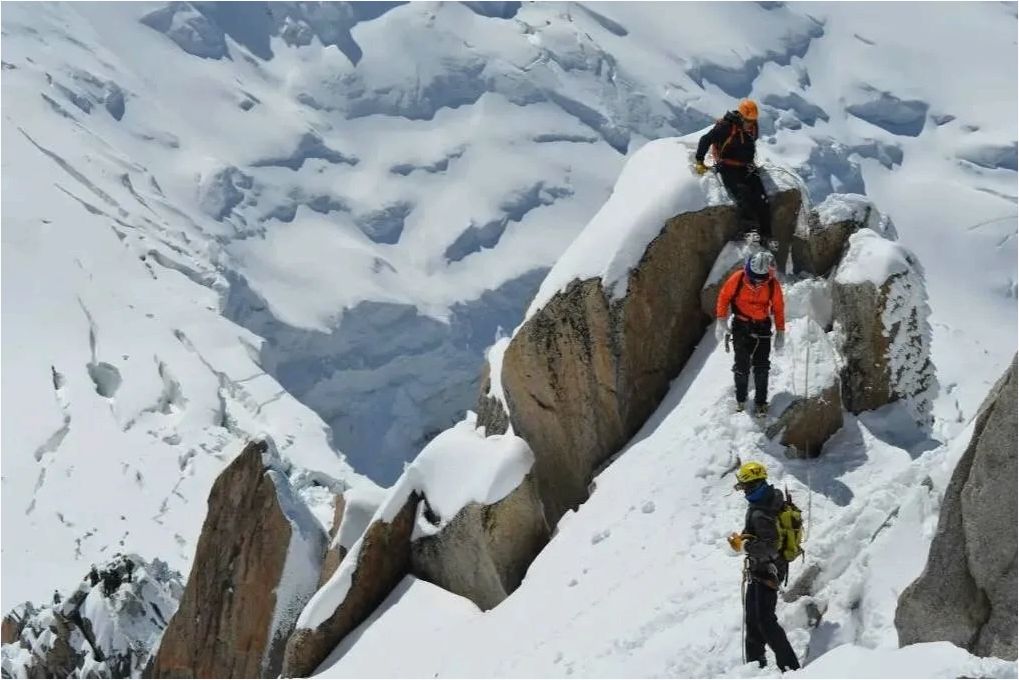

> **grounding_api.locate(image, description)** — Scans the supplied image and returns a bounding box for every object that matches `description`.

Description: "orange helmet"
[737,98,759,121]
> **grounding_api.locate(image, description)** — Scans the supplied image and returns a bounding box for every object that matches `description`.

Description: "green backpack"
[776,489,805,563]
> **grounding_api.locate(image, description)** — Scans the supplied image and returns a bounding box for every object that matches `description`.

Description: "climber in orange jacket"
[715,251,785,416]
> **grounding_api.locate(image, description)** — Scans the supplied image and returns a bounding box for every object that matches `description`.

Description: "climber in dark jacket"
[693,98,774,242]
[728,461,800,672]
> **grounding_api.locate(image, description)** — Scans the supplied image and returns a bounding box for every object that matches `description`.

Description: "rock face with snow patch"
[501,192,801,524]
[895,357,1017,661]
[149,440,326,678]
[476,360,511,437]
[699,241,750,321]
[831,228,936,426]
[1,604,34,645]
[318,493,348,589]
[767,383,843,456]
[792,193,897,276]
[284,417,538,673]
[410,474,549,611]
[282,494,419,678]
[0,554,183,679]
[766,324,843,456]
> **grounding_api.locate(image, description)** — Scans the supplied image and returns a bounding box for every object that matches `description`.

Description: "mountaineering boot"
[735,401,746,413]
[754,402,768,418]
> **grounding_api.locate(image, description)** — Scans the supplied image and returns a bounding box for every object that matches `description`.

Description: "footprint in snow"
[641,500,656,513]
[591,529,611,544]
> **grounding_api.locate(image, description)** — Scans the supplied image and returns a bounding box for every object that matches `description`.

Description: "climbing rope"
[740,557,749,664]
[804,306,814,543]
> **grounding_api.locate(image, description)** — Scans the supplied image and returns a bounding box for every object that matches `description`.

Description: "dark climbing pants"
[745,579,800,671]
[732,320,771,406]
[718,165,772,238]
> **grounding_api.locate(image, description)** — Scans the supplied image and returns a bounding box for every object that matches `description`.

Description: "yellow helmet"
[735,461,768,485]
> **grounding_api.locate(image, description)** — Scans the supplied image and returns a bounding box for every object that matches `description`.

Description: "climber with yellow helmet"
[693,99,775,249]
[728,460,801,672]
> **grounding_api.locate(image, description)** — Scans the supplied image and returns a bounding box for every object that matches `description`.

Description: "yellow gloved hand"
[694,161,709,175]
[727,532,745,552]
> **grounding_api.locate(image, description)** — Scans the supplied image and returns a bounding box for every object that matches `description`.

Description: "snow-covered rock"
[0,554,183,679]
[285,415,537,676]
[283,495,419,679]
[410,458,547,611]
[895,357,1017,660]
[149,439,326,678]
[501,137,803,524]
[1,605,34,647]
[832,228,937,426]
[792,193,896,276]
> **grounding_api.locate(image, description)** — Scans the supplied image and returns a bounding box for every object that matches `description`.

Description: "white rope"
[804,306,813,543]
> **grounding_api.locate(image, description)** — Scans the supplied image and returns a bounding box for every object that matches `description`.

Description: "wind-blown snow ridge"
[525,136,800,319]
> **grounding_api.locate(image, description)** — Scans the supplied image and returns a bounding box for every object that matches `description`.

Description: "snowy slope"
[316,285,1013,678]
[0,111,370,612]
[2,0,1015,630]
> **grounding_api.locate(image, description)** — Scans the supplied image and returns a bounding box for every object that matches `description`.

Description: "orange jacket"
[716,270,785,331]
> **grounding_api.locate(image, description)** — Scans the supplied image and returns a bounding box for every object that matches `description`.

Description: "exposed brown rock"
[318,493,349,589]
[411,474,549,610]
[699,242,746,321]
[502,190,802,525]
[768,383,843,457]
[282,493,419,678]
[149,440,325,679]
[476,359,510,436]
[1,603,34,645]
[896,357,1017,660]
[791,211,855,277]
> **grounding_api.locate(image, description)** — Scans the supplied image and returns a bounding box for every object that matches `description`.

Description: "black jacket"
[742,483,786,583]
[695,111,758,164]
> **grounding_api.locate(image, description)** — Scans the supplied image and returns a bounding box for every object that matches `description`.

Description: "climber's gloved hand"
[774,330,786,353]
[694,160,709,176]
[727,532,745,552]
[715,318,728,343]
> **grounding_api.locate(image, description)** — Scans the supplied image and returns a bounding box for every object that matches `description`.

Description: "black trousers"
[718,165,772,238]
[732,320,771,405]
[745,579,800,671]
